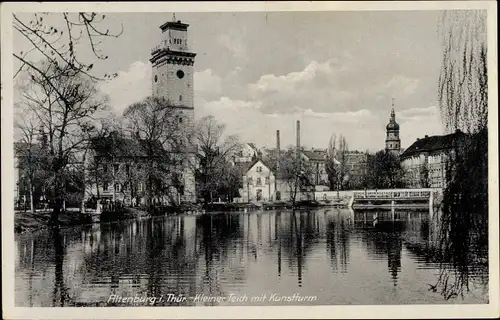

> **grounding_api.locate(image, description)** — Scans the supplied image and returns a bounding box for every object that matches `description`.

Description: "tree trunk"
[30,183,35,214]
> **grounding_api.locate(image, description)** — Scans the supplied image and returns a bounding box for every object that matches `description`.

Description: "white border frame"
[1,2,498,319]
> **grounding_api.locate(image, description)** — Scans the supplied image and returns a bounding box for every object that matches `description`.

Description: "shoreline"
[14,201,434,235]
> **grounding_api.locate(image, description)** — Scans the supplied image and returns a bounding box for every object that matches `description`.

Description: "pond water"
[15,208,488,306]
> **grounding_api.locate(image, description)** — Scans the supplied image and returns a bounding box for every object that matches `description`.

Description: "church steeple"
[385,98,401,155]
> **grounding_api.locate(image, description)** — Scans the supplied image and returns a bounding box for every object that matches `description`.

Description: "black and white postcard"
[1,1,498,319]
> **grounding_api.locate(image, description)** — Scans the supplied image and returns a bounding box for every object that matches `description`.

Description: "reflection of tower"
[387,235,403,287]
[385,99,401,156]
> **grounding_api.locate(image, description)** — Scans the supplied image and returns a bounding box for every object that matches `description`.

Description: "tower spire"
[391,98,395,119]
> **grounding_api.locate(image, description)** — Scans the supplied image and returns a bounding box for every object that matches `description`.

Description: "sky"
[14,11,449,152]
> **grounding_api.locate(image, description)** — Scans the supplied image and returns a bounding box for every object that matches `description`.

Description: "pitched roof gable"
[245,158,272,173]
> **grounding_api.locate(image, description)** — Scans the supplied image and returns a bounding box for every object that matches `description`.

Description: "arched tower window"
[179,95,182,102]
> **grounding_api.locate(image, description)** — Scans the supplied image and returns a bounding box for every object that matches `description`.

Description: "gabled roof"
[247,143,258,151]
[400,131,467,159]
[245,158,272,173]
[301,149,327,161]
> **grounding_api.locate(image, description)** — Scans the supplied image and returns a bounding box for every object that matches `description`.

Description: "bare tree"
[14,112,49,213]
[325,133,349,196]
[325,134,338,191]
[123,96,189,208]
[16,60,109,223]
[194,115,241,204]
[337,135,349,190]
[13,12,122,81]
[278,149,314,207]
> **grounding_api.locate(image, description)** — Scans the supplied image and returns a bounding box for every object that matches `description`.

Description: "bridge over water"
[315,188,443,210]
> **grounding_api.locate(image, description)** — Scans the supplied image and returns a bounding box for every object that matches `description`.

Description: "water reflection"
[15,209,488,306]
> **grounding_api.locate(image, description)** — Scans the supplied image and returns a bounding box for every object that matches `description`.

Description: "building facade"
[150,18,197,202]
[241,159,276,202]
[400,130,466,188]
[300,149,329,186]
[85,133,187,207]
[385,106,401,156]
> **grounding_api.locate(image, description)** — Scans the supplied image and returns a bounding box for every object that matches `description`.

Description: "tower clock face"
[176,70,185,79]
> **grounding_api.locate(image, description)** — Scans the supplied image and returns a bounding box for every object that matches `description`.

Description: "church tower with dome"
[385,99,401,156]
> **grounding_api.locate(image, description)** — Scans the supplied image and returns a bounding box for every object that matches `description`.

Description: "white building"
[400,130,466,188]
[241,159,275,202]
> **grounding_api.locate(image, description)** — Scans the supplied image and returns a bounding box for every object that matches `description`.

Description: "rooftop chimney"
[424,135,429,138]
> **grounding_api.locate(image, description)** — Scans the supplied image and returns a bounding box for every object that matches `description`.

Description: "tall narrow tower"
[150,16,197,202]
[385,99,401,156]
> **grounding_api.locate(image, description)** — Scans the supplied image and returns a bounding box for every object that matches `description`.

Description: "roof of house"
[244,158,273,173]
[301,149,327,161]
[247,143,258,150]
[90,133,176,159]
[400,131,467,159]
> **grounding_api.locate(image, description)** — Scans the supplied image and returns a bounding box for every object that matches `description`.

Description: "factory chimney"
[276,130,281,168]
[296,120,301,151]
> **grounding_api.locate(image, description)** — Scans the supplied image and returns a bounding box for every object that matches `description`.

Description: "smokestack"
[276,130,281,170]
[296,120,301,151]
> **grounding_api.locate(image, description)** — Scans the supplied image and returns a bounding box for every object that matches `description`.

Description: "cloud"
[383,75,420,97]
[194,69,223,100]
[398,105,438,119]
[217,28,248,62]
[398,106,444,147]
[249,60,335,95]
[100,61,151,115]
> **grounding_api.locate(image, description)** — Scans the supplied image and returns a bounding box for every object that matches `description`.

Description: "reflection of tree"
[325,210,350,273]
[194,213,245,305]
[276,210,322,287]
[51,228,71,306]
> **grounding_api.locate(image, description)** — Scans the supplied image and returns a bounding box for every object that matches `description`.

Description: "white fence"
[316,188,443,201]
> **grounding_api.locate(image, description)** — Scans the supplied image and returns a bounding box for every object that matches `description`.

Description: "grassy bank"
[14,210,91,234]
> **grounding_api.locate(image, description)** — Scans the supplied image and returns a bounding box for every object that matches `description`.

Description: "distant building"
[234,143,260,163]
[344,151,368,188]
[86,132,187,206]
[239,157,314,203]
[241,159,276,202]
[300,148,329,186]
[385,105,401,156]
[400,130,467,188]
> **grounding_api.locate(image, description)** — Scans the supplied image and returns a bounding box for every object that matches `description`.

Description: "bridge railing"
[353,189,434,199]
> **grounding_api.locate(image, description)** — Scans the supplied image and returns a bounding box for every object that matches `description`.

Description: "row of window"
[172,38,184,45]
[247,176,270,185]
[103,182,144,192]
[103,160,186,173]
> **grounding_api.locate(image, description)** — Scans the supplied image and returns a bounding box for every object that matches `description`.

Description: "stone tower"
[385,99,401,156]
[150,16,197,202]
